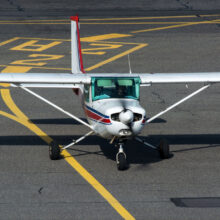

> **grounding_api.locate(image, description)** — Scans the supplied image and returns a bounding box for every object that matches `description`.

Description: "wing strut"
[62,130,94,149]
[20,87,93,130]
[146,84,211,124]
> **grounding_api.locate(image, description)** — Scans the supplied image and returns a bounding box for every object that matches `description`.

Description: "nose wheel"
[116,143,128,170]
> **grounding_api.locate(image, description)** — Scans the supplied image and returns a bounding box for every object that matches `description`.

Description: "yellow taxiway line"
[85,43,147,71]
[0,21,220,25]
[131,19,220,33]
[0,66,135,220]
[0,13,219,23]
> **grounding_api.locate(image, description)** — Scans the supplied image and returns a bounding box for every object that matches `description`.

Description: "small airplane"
[0,15,220,170]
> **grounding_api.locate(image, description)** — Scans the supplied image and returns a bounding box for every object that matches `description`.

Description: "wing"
[0,73,90,88]
[139,72,220,85]
[1,72,220,88]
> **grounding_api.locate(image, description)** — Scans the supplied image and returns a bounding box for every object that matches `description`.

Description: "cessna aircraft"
[0,15,220,170]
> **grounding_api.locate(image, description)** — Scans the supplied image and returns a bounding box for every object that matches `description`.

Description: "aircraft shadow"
[1,134,220,166]
[28,117,165,125]
[29,118,87,125]
[99,138,163,165]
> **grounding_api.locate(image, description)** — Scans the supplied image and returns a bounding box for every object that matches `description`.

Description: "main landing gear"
[158,139,170,159]
[135,137,170,159]
[49,141,60,160]
[48,131,94,161]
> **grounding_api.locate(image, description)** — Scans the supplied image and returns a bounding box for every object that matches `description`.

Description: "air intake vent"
[111,113,120,121]
[133,113,142,122]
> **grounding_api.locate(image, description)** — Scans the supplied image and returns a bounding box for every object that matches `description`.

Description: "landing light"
[119,129,132,136]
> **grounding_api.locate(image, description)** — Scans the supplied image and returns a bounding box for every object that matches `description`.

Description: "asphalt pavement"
[0,1,220,219]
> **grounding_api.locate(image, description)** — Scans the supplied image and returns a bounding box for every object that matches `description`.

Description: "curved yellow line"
[0,89,53,144]
[0,75,135,220]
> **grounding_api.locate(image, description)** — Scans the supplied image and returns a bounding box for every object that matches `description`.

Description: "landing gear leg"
[135,137,170,159]
[116,142,127,170]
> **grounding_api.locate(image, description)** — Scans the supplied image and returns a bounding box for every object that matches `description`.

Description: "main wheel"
[158,139,170,159]
[49,141,60,160]
[116,152,127,170]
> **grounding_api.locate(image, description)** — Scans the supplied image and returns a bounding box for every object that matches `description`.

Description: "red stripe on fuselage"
[84,108,111,124]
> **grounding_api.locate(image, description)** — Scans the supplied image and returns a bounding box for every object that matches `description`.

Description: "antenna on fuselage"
[128,54,132,74]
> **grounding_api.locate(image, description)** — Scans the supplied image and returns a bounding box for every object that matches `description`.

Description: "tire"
[49,141,60,160]
[116,152,127,170]
[159,139,170,159]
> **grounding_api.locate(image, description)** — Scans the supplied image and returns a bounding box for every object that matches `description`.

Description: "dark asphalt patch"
[171,197,220,208]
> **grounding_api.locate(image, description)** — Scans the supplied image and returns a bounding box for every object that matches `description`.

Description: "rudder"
[70,15,85,74]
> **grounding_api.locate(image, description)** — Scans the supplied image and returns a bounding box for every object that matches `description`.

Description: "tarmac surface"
[0,1,220,220]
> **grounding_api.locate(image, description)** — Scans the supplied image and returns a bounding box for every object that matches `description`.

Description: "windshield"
[92,77,140,101]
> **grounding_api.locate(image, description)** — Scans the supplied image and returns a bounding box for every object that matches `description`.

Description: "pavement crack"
[6,0,24,12]
[152,91,165,105]
[176,0,193,10]
[38,187,43,194]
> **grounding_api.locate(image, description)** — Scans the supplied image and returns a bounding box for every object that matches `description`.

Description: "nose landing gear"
[116,142,128,170]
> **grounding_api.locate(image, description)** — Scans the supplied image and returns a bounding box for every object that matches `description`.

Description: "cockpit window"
[91,77,140,101]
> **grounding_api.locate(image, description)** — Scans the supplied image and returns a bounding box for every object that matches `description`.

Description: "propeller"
[119,109,134,125]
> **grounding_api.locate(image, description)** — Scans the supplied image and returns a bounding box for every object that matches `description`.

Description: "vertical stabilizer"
[70,16,85,74]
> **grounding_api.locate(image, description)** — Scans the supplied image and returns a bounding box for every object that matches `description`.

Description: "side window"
[84,85,90,103]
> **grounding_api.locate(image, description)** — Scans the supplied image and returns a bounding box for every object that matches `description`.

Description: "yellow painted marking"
[0,66,135,219]
[1,21,220,26]
[82,43,122,55]
[81,22,190,24]
[0,37,19,46]
[19,37,70,41]
[85,43,147,71]
[16,37,142,45]
[92,40,146,45]
[131,19,220,33]
[0,19,69,23]
[10,40,62,52]
[11,54,64,66]
[80,14,220,20]
[60,149,135,220]
[1,21,220,25]
[0,14,219,23]
[0,41,147,71]
[12,35,135,43]
[81,34,131,42]
[0,23,70,25]
[81,21,220,24]
[0,64,71,71]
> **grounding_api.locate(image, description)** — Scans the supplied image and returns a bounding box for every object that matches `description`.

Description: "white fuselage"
[84,98,146,139]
